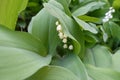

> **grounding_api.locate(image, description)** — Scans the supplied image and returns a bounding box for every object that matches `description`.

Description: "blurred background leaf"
[26,66,79,80]
[0,0,28,30]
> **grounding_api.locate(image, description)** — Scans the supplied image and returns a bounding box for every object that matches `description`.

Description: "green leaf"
[0,25,51,80]
[49,0,64,11]
[83,45,112,68]
[72,1,104,16]
[78,15,101,23]
[86,64,120,80]
[52,54,89,80]
[0,0,28,30]
[26,66,79,80]
[0,25,46,56]
[0,47,51,80]
[28,8,59,55]
[112,50,120,72]
[109,22,120,40]
[56,0,71,16]
[73,16,98,34]
[89,1,105,11]
[113,0,120,9]
[44,0,85,57]
[103,22,120,40]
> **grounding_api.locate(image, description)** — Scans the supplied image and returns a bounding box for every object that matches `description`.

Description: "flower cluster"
[56,21,73,50]
[102,7,115,23]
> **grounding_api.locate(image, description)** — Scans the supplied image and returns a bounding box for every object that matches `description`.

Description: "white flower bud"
[63,44,68,49]
[103,7,115,23]
[63,34,67,38]
[58,32,64,39]
[56,25,62,31]
[62,38,67,43]
[107,14,112,18]
[55,21,59,25]
[105,12,109,16]
[109,15,113,19]
[102,18,109,23]
[69,45,73,50]
[105,16,109,19]
[111,9,115,13]
[109,7,113,10]
[108,10,112,14]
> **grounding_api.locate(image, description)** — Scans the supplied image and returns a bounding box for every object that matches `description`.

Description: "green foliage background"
[0,0,120,80]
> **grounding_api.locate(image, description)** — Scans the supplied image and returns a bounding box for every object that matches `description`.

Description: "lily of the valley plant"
[1,0,120,80]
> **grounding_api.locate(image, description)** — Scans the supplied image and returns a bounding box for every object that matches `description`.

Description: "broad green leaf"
[56,0,71,16]
[0,25,46,56]
[109,22,120,40]
[26,66,79,80]
[83,45,112,68]
[52,54,89,80]
[0,46,51,80]
[89,1,105,11]
[72,1,104,16]
[112,50,120,72]
[28,8,59,55]
[86,64,120,80]
[0,0,28,30]
[73,16,98,34]
[48,18,60,55]
[44,0,85,57]
[78,15,101,23]
[103,22,120,40]
[88,76,94,80]
[49,0,64,11]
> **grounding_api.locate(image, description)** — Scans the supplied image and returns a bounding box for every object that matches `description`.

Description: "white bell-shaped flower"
[56,24,62,31]
[68,45,73,50]
[63,44,68,49]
